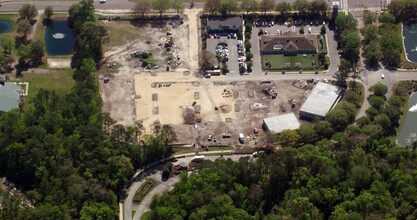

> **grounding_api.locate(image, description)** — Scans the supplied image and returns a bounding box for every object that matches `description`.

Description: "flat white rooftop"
[300,82,341,118]
[263,113,301,133]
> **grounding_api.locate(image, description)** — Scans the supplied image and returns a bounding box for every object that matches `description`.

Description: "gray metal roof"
[0,83,20,112]
[300,82,341,118]
[263,113,300,133]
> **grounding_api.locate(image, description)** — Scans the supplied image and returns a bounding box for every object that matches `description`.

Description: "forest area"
[0,0,173,219]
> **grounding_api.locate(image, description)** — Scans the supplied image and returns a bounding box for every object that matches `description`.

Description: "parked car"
[100,0,106,3]
[239,133,244,144]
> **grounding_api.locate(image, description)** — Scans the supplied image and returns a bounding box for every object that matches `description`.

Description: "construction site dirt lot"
[99,15,191,126]
[135,71,313,147]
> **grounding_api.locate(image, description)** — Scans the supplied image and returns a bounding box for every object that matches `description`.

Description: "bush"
[239,65,246,74]
[321,25,326,34]
[133,178,157,203]
[245,32,251,40]
[245,40,251,51]
[258,29,264,36]
[246,52,253,60]
[300,26,305,34]
[222,64,229,74]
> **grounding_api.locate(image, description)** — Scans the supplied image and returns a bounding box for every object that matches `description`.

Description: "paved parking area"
[207,37,240,76]
[347,0,386,16]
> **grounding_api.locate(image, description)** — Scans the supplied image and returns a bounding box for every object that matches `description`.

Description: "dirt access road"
[183,9,202,74]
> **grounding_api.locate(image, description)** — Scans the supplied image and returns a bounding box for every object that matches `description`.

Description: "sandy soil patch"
[47,58,71,68]
[134,71,311,146]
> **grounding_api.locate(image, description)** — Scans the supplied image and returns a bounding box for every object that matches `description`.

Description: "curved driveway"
[123,153,252,220]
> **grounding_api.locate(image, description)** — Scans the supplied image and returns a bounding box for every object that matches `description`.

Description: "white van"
[239,133,244,144]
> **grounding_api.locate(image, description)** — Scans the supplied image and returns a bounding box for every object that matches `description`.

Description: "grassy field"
[172,146,196,154]
[140,211,151,220]
[262,54,320,70]
[11,69,75,109]
[99,20,139,50]
[0,14,19,61]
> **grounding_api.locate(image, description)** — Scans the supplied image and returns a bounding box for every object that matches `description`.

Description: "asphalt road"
[123,153,252,220]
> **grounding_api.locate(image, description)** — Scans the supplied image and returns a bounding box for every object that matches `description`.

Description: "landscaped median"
[132,178,158,204]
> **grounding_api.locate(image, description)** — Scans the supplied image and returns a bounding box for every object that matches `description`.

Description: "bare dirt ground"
[47,58,71,68]
[134,71,312,147]
[99,14,191,126]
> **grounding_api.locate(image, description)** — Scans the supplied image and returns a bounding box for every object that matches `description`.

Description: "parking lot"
[207,37,241,76]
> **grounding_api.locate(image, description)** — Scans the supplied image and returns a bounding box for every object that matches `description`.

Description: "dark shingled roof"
[207,16,243,30]
[260,32,318,54]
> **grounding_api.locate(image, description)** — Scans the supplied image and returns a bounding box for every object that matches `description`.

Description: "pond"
[45,20,74,56]
[397,92,417,147]
[0,21,12,34]
[403,22,417,63]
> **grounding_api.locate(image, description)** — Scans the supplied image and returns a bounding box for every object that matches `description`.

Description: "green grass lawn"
[261,34,326,71]
[99,20,139,50]
[140,211,151,220]
[173,146,196,154]
[262,54,320,70]
[11,69,75,109]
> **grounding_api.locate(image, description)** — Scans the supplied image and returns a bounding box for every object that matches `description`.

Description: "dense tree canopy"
[0,1,175,219]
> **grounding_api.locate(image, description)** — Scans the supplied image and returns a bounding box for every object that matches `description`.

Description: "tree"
[73,22,103,66]
[387,0,404,18]
[18,4,38,20]
[297,124,317,144]
[368,83,388,97]
[200,50,216,71]
[171,0,184,15]
[1,35,14,54]
[335,14,357,36]
[44,6,54,21]
[219,0,236,16]
[380,26,402,67]
[276,1,292,18]
[153,0,171,16]
[68,0,95,34]
[246,52,253,60]
[74,58,96,81]
[204,0,221,14]
[135,0,151,16]
[341,32,360,63]
[363,10,377,24]
[361,24,379,44]
[259,0,275,15]
[378,12,396,24]
[326,108,349,130]
[364,41,382,66]
[279,129,301,147]
[293,0,310,16]
[17,19,33,39]
[334,59,351,86]
[29,40,44,63]
[368,95,386,110]
[309,0,327,17]
[240,0,258,14]
[314,120,334,138]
